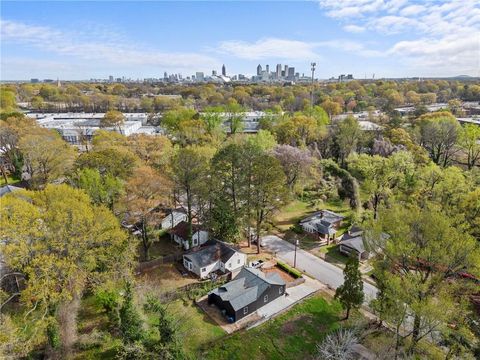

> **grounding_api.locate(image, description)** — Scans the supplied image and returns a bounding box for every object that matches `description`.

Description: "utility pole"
[294,239,299,268]
[310,62,316,112]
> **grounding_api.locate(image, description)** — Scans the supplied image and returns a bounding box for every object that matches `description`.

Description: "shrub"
[290,223,304,234]
[276,261,302,279]
[75,330,105,351]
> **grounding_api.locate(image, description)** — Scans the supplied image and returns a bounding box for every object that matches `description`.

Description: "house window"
[228,263,231,268]
[201,267,206,272]
[237,258,240,264]
[264,295,268,303]
[243,306,248,314]
[279,287,283,295]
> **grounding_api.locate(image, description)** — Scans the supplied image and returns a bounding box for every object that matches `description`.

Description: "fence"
[135,254,183,274]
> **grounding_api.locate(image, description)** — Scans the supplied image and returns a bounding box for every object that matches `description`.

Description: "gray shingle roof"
[184,241,236,268]
[210,267,285,311]
[340,236,366,254]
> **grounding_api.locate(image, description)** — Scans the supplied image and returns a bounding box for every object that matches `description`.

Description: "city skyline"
[1,1,479,80]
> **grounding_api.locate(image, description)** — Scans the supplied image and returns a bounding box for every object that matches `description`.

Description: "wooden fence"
[135,253,183,274]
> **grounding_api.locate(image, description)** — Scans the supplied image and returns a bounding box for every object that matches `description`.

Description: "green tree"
[119,282,143,343]
[250,154,287,253]
[246,129,277,151]
[334,116,362,166]
[121,166,171,261]
[418,112,460,167]
[334,257,364,320]
[101,110,125,133]
[19,128,76,188]
[365,204,480,354]
[75,148,138,180]
[71,168,123,210]
[0,184,133,355]
[170,147,210,247]
[458,124,480,169]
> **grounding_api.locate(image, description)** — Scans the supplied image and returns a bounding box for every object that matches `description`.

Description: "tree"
[333,116,362,166]
[71,168,123,210]
[272,144,313,192]
[347,152,415,219]
[250,155,287,253]
[19,129,76,188]
[127,134,173,170]
[418,112,460,167]
[365,204,480,354]
[321,99,342,120]
[75,148,138,180]
[246,129,277,151]
[458,124,480,169]
[208,196,239,243]
[101,110,125,133]
[200,106,225,137]
[0,185,132,355]
[119,282,143,344]
[170,147,209,247]
[224,102,244,134]
[334,257,364,320]
[316,328,358,360]
[121,166,171,261]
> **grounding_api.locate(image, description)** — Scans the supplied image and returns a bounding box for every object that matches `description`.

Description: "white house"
[183,240,247,279]
[160,209,187,230]
[299,210,345,244]
[168,221,209,250]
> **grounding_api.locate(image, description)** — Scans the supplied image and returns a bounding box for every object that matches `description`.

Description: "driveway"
[261,235,378,304]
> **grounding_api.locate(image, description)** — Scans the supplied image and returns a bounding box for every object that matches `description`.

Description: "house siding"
[209,283,286,322]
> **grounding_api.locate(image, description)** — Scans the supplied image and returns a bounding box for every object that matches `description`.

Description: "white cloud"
[343,24,365,33]
[0,19,220,72]
[318,0,480,75]
[217,38,320,60]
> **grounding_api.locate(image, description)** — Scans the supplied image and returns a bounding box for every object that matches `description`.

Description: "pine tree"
[119,283,143,343]
[335,257,364,320]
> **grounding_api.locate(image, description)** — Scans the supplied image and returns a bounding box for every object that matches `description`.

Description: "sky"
[1,0,479,80]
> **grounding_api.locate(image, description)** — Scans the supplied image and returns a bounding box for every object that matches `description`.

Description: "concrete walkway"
[250,276,323,329]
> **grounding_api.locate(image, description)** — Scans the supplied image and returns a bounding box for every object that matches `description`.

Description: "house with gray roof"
[168,221,209,250]
[299,210,345,244]
[339,225,387,261]
[208,267,286,322]
[183,240,246,279]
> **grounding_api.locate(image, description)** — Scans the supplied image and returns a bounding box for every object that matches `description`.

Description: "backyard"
[200,294,352,360]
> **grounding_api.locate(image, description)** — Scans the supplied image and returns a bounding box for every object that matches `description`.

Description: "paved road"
[261,235,378,304]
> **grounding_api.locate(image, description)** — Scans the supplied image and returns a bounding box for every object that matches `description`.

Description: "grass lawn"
[168,300,225,355]
[136,263,198,295]
[147,234,182,259]
[317,244,348,267]
[200,295,356,360]
[273,199,312,231]
[0,174,20,186]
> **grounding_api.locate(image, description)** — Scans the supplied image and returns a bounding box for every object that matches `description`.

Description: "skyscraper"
[276,64,282,78]
[222,64,226,76]
[266,64,270,74]
[257,64,262,76]
[288,67,295,80]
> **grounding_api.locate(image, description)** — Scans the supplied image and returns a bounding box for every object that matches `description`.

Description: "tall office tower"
[284,65,289,78]
[163,72,168,80]
[257,64,262,76]
[196,72,204,82]
[109,75,114,82]
[266,64,270,74]
[288,67,295,79]
[212,70,217,76]
[276,64,282,78]
[222,64,226,76]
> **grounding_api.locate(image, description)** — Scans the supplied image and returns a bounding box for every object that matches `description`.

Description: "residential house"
[183,240,247,279]
[168,221,209,250]
[299,210,345,244]
[160,209,187,230]
[339,225,388,261]
[339,225,369,261]
[208,267,286,323]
